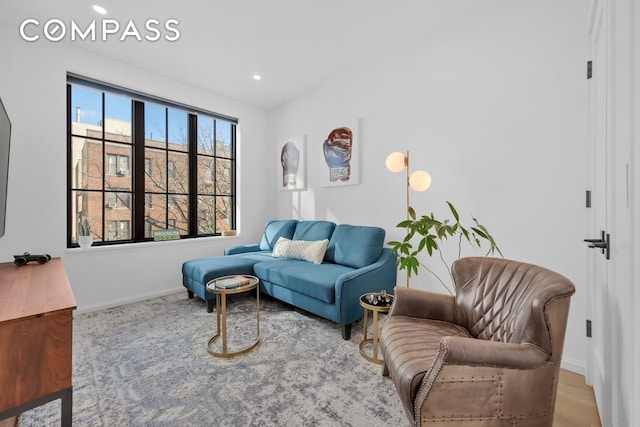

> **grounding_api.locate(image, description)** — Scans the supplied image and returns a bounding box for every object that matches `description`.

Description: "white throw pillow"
[272,237,329,264]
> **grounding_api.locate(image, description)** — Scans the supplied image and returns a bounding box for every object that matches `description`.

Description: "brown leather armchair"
[379,257,575,427]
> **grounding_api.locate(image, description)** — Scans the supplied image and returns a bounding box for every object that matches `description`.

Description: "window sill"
[65,234,241,253]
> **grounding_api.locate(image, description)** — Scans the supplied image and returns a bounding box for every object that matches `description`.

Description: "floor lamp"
[385,150,431,287]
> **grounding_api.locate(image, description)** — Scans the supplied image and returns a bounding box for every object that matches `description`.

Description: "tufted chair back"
[453,257,571,360]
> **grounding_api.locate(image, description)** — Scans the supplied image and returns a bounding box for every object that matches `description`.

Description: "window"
[106,154,130,175]
[107,154,117,174]
[167,160,176,178]
[68,75,237,247]
[106,192,130,209]
[107,220,130,241]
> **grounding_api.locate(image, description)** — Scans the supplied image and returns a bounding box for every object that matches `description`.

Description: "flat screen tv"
[0,97,11,238]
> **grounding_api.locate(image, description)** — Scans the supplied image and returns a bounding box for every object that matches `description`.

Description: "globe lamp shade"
[409,170,432,192]
[385,152,406,173]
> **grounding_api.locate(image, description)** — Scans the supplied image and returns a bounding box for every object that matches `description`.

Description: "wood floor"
[0,369,600,426]
[554,369,602,426]
[0,416,14,427]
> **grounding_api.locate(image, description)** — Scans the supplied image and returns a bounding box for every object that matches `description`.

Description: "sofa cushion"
[259,220,298,250]
[272,237,329,264]
[182,251,274,285]
[292,220,336,241]
[253,259,354,304]
[325,224,385,268]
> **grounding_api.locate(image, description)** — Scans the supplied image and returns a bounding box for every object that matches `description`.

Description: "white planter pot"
[78,236,94,248]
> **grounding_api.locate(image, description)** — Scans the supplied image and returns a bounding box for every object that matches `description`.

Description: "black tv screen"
[0,97,11,238]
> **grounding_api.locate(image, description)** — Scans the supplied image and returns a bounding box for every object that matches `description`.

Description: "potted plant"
[388,201,502,294]
[77,217,94,248]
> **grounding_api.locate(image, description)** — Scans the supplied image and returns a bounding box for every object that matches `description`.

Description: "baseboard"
[75,287,185,315]
[560,356,585,375]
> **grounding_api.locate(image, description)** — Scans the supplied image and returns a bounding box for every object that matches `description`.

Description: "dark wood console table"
[0,258,76,426]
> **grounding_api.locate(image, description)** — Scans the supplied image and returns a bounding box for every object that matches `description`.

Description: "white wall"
[269,2,589,372]
[0,22,274,312]
[632,3,640,424]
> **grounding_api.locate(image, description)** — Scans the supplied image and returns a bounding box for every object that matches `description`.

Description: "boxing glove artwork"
[281,141,300,188]
[322,127,352,182]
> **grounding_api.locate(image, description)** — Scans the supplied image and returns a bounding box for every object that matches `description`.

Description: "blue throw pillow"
[259,220,298,250]
[325,224,385,268]
[292,221,336,241]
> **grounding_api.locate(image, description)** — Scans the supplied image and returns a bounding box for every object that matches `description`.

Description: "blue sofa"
[182,220,397,339]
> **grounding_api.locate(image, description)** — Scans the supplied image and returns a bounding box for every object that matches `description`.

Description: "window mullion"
[188,114,198,236]
[213,120,217,233]
[162,109,167,230]
[66,84,73,248]
[133,100,145,241]
[230,123,237,231]
[101,93,106,241]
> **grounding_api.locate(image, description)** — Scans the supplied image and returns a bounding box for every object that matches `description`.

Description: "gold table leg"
[363,306,369,341]
[372,309,379,360]
[207,286,260,358]
[221,293,227,354]
[359,306,386,364]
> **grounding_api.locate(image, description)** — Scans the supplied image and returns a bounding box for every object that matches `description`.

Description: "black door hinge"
[587,61,593,79]
[586,319,592,337]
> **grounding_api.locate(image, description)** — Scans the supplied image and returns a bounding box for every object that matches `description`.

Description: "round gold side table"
[205,275,260,358]
[359,292,394,364]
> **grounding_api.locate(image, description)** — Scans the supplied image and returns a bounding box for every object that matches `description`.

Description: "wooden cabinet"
[0,258,76,426]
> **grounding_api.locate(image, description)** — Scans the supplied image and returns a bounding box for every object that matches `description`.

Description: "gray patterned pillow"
[272,237,329,264]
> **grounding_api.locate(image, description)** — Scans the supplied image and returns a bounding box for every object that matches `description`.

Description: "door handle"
[584,230,610,260]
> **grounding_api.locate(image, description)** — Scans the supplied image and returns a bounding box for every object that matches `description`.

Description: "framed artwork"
[320,121,360,187]
[278,136,306,191]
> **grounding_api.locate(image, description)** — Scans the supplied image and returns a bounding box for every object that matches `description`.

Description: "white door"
[586,0,611,423]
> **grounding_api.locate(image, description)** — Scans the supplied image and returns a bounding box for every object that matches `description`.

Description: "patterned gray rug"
[18,292,407,426]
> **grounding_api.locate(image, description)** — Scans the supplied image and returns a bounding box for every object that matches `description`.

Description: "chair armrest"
[413,336,553,422]
[388,286,456,323]
[441,336,548,369]
[224,243,261,255]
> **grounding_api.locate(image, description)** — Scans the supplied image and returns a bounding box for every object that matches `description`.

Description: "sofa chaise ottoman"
[182,219,397,339]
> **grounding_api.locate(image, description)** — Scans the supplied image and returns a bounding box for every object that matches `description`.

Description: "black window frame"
[67,74,238,247]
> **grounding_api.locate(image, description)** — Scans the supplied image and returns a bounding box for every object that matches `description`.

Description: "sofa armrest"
[388,286,456,323]
[441,336,548,369]
[224,243,261,255]
[334,248,398,324]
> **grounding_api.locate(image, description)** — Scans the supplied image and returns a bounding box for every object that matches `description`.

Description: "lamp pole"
[405,150,410,220]
[405,150,410,287]
[385,149,431,288]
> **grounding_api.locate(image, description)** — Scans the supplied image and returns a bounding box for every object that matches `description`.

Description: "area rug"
[18,292,407,426]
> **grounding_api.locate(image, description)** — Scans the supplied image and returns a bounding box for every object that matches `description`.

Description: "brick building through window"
[68,77,236,247]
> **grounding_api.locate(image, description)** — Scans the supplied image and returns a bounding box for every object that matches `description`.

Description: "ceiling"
[3,0,479,109]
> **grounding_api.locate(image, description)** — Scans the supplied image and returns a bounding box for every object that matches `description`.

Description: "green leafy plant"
[388,201,503,294]
[78,217,92,237]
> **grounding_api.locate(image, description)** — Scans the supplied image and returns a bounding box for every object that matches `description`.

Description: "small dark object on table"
[13,252,52,266]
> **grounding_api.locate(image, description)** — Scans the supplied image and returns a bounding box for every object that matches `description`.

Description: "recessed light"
[92,5,107,15]
[253,75,262,81]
